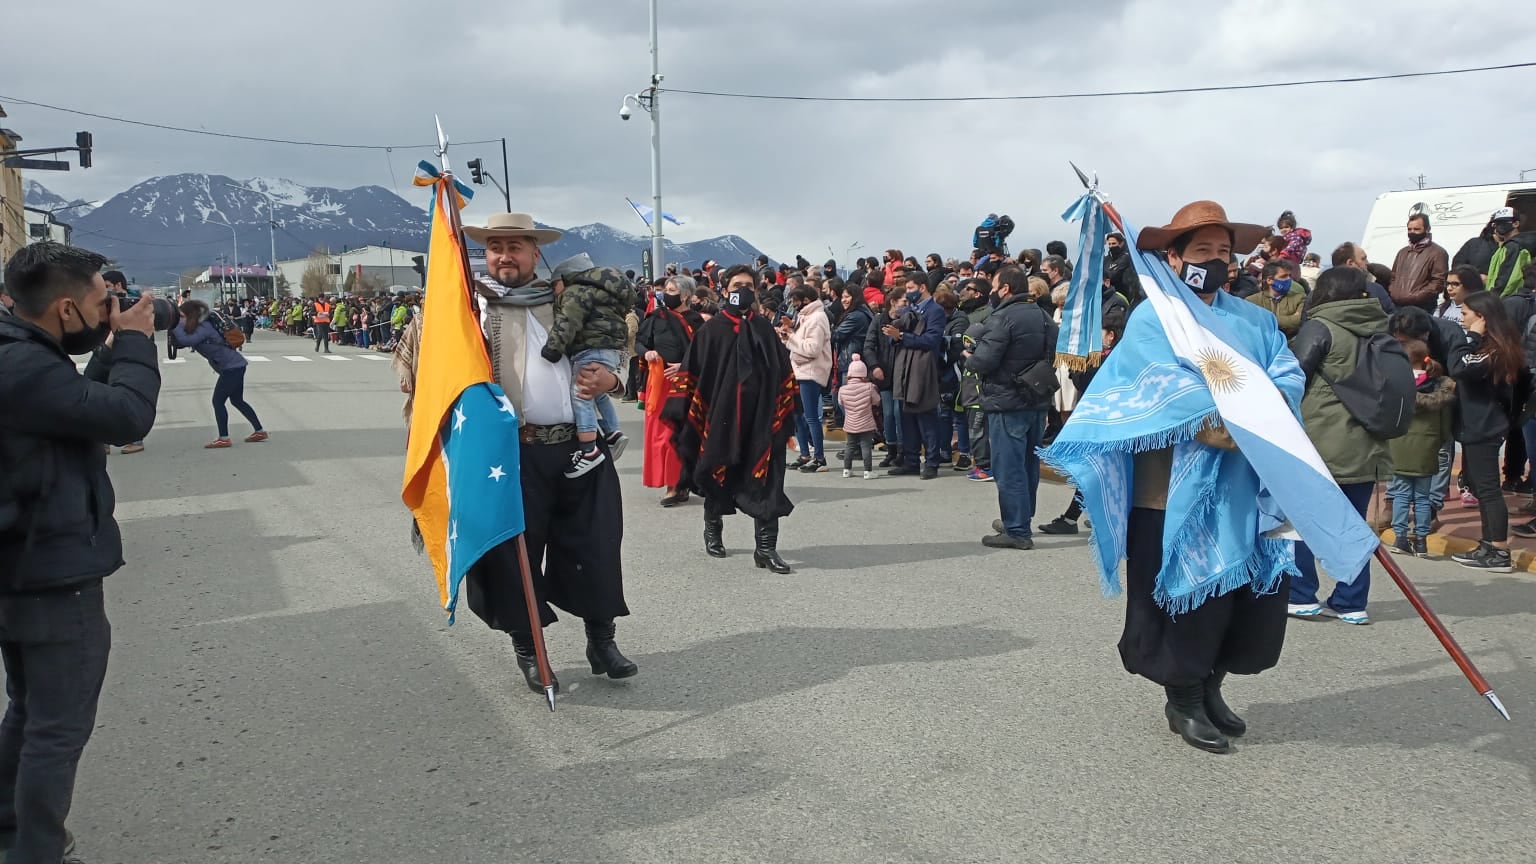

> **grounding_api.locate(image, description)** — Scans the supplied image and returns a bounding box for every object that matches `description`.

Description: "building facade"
[0,107,24,276]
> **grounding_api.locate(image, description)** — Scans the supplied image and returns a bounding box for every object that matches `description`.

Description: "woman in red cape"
[637,274,704,506]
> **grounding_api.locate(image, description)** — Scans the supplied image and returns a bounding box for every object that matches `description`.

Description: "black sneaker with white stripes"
[564,446,608,479]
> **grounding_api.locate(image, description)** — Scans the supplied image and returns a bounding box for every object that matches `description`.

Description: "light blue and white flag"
[1043,197,1379,613]
[1056,192,1110,369]
[627,197,684,227]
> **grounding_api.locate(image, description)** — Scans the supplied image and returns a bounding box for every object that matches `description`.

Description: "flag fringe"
[1055,352,1104,373]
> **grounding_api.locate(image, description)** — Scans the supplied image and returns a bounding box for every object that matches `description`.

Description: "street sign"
[1,157,70,171]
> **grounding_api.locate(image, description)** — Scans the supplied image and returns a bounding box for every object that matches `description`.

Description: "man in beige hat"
[1045,200,1300,756]
[406,212,638,696]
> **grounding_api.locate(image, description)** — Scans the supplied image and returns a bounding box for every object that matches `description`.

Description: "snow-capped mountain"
[22,179,97,218]
[35,174,768,281]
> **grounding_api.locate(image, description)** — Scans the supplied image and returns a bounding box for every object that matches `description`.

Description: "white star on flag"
[448,521,458,544]
[488,465,506,481]
[495,394,515,416]
[453,405,467,432]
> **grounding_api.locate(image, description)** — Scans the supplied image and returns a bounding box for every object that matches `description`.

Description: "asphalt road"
[67,332,1535,863]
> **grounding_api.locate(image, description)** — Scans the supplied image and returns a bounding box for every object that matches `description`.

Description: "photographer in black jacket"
[0,242,160,863]
[966,265,1056,550]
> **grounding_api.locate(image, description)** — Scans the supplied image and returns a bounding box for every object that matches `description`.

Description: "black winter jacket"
[0,318,160,593]
[863,310,901,393]
[635,308,702,364]
[1448,330,1515,446]
[964,295,1055,413]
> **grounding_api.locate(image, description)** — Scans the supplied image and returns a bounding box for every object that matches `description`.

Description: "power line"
[0,94,502,151]
[662,60,1536,103]
[70,228,229,247]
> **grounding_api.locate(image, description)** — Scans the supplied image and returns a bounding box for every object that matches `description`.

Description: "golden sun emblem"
[1196,349,1246,394]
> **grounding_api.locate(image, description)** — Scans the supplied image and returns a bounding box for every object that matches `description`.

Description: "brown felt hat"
[1136,200,1268,253]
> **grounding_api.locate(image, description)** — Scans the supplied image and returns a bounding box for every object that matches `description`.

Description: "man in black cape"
[664,264,798,573]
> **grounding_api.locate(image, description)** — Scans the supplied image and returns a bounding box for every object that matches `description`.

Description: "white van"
[1360,180,1536,268]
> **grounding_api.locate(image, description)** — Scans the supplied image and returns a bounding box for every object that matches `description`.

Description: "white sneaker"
[1287,603,1324,620]
[864,470,875,480]
[842,469,851,478]
[1321,606,1370,625]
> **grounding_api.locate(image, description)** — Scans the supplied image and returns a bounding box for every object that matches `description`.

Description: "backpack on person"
[205,307,246,350]
[1319,331,1416,439]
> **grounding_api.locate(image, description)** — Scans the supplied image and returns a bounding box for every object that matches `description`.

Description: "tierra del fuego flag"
[402,171,525,621]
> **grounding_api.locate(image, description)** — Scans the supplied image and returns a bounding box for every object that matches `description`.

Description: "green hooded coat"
[1296,297,1393,485]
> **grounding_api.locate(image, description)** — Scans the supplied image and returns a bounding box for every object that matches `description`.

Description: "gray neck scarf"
[476,274,553,307]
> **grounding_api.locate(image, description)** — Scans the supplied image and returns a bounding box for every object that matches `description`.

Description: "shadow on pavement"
[791,541,999,570]
[560,624,1032,747]
[1367,574,1536,623]
[1243,654,1536,783]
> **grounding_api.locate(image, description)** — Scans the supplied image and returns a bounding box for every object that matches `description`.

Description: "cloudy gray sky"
[8,0,1536,263]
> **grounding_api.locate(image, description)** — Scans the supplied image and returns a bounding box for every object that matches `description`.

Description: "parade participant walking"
[171,300,269,449]
[1045,200,1308,755]
[637,274,703,506]
[312,297,333,353]
[403,212,635,696]
[664,265,798,574]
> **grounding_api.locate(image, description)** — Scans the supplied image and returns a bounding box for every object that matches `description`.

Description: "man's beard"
[490,265,534,289]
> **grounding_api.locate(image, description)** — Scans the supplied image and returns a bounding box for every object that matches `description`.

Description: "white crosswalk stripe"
[163,358,186,364]
[322,355,350,362]
[356,354,389,361]
[283,355,313,362]
[245,355,272,362]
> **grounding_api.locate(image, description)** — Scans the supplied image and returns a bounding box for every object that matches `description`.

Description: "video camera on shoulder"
[973,213,1015,258]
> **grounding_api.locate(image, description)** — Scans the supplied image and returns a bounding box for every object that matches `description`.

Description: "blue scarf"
[1042,290,1304,614]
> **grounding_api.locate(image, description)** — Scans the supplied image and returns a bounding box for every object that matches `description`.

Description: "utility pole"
[619,0,665,280]
[1411,174,1427,190]
[499,137,511,211]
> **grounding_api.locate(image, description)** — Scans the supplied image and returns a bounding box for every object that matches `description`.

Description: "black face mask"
[725,286,755,314]
[1407,232,1426,245]
[661,293,683,310]
[59,301,111,355]
[1178,258,1227,295]
[1107,245,1127,258]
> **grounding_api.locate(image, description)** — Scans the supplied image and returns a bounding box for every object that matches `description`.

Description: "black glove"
[540,345,564,364]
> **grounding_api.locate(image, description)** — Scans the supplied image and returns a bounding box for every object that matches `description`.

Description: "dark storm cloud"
[6,0,1536,262]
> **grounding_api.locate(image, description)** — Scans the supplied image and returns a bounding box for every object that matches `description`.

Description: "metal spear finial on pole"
[1067,162,1510,722]
[435,117,556,712]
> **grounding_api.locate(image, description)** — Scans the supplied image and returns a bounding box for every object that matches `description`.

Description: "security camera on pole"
[619,0,665,280]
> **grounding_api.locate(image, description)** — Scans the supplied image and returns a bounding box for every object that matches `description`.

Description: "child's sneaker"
[1512,519,1536,539]
[842,469,851,478]
[564,446,607,479]
[1460,489,1477,506]
[1413,537,1430,557]
[864,470,875,480]
[1389,536,1414,556]
[605,430,629,461]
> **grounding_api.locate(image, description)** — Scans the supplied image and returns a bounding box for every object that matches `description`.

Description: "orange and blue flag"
[401,172,524,620]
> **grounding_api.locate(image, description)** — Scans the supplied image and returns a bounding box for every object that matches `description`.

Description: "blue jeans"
[569,348,621,437]
[1430,441,1454,511]
[794,379,825,461]
[357,328,370,349]
[987,410,1044,539]
[1291,480,1374,613]
[1391,475,1434,541]
[901,406,942,470]
[880,390,902,448]
[213,367,262,439]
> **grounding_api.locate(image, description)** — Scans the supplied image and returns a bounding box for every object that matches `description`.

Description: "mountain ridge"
[25,176,767,282]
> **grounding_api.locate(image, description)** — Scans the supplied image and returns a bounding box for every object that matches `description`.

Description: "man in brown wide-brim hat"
[1069,199,1298,756]
[399,212,640,697]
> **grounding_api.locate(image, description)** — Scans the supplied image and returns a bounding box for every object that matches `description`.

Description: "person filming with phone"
[0,242,162,863]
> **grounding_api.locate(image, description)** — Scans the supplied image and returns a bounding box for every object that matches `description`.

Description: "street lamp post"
[620,0,664,280]
[218,179,281,298]
[205,215,238,300]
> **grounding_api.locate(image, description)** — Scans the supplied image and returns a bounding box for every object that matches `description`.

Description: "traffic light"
[467,158,485,185]
[75,131,93,169]
[411,255,426,286]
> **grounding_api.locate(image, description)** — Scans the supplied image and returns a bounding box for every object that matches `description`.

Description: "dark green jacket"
[1388,376,1455,477]
[541,266,632,361]
[1293,298,1393,484]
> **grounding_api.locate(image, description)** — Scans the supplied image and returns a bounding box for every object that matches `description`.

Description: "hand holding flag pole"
[1067,162,1507,722]
[435,116,557,712]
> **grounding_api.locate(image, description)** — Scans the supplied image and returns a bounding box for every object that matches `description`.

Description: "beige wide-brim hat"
[1137,200,1268,253]
[463,212,563,246]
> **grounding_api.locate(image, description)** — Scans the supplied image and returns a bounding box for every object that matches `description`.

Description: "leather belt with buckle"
[519,423,576,445]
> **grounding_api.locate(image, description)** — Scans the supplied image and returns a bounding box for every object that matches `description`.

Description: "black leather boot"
[584,618,639,679]
[1203,670,1246,737]
[1164,681,1230,754]
[511,631,559,695]
[704,514,728,558]
[753,517,792,573]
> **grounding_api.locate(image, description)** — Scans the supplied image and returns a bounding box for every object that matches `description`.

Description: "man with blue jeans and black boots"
[966,265,1055,549]
[0,242,162,863]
